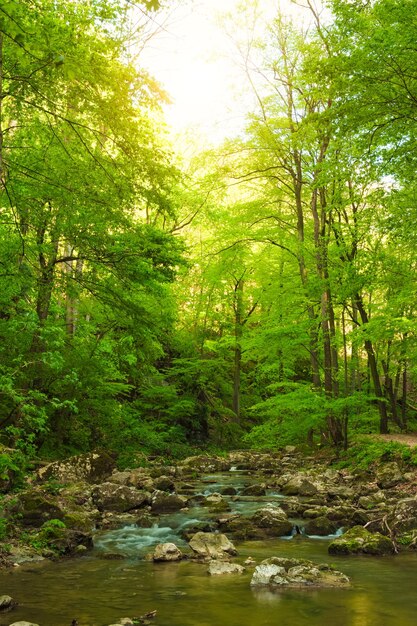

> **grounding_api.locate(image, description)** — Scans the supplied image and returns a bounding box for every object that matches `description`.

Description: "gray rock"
[151,491,188,513]
[390,496,417,533]
[9,623,40,626]
[250,563,287,585]
[37,451,115,484]
[92,483,149,512]
[251,506,293,536]
[189,532,237,559]
[251,557,350,588]
[154,476,175,492]
[303,516,338,536]
[281,476,318,496]
[153,542,183,562]
[376,462,403,489]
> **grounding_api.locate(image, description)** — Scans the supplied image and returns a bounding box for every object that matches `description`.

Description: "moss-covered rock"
[250,556,350,588]
[37,451,115,484]
[241,484,266,496]
[92,483,150,513]
[376,462,403,489]
[251,507,293,537]
[7,490,64,527]
[303,516,338,537]
[328,526,395,555]
[281,476,318,497]
[151,491,188,513]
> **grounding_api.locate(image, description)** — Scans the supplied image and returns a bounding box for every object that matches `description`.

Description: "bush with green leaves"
[337,437,417,470]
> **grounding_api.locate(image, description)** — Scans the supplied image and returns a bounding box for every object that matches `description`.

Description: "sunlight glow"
[139,0,311,145]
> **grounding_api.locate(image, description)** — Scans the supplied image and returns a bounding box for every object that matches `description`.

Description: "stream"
[1,470,417,626]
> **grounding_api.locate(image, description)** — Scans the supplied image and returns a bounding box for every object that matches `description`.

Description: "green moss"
[328,526,395,556]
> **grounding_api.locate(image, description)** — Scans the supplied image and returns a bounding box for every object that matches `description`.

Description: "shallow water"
[1,471,417,626]
[2,538,417,626]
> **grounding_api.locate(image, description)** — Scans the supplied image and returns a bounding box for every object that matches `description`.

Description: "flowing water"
[1,471,417,626]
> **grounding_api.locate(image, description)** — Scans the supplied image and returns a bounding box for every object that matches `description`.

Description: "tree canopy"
[1,0,417,469]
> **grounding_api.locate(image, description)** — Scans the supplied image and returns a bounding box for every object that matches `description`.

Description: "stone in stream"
[250,557,350,588]
[151,491,188,513]
[202,493,230,512]
[251,506,293,536]
[152,542,183,562]
[303,516,338,536]
[207,561,245,575]
[280,476,318,497]
[240,484,266,496]
[328,525,395,555]
[0,595,17,611]
[154,475,175,492]
[92,483,150,513]
[9,622,40,626]
[189,531,237,559]
[220,486,237,496]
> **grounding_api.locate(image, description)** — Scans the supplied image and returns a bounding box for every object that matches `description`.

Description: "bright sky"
[139,0,310,145]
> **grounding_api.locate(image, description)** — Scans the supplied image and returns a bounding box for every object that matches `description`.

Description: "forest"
[1,0,417,475]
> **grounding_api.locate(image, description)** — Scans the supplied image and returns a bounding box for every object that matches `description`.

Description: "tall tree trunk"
[0,32,3,191]
[355,293,389,433]
[232,278,244,422]
[293,157,321,388]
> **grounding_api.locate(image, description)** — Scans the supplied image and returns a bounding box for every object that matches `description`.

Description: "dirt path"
[371,433,417,448]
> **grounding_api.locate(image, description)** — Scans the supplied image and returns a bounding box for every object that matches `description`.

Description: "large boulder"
[151,491,187,513]
[208,561,245,575]
[218,515,263,540]
[358,491,386,510]
[251,507,293,537]
[328,526,395,555]
[37,451,115,484]
[303,516,338,537]
[7,490,64,527]
[250,557,350,588]
[390,496,417,533]
[152,543,183,562]
[92,483,149,513]
[240,484,266,496]
[281,476,318,497]
[154,476,175,492]
[189,532,237,560]
[376,462,403,489]
[39,527,93,556]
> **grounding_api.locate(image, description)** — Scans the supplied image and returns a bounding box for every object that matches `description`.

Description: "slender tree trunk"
[232,279,244,422]
[0,32,3,191]
[293,160,321,388]
[355,293,389,433]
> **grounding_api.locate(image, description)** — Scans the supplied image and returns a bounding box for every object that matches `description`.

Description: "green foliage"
[0,517,9,541]
[337,437,417,470]
[244,385,376,448]
[110,406,192,469]
[27,519,67,553]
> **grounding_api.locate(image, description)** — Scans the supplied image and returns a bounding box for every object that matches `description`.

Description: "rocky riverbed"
[2,448,417,625]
